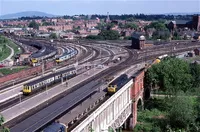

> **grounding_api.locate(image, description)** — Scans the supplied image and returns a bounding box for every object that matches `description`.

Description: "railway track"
[0,41,94,90]
[7,46,134,131]
[4,40,200,131]
[0,40,116,116]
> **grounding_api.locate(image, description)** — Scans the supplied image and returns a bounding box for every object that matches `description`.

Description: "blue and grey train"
[23,67,76,94]
[107,74,129,94]
[56,48,78,63]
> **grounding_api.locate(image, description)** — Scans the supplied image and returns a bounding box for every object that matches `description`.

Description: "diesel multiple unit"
[107,74,129,94]
[30,44,57,65]
[23,67,76,94]
[56,48,78,63]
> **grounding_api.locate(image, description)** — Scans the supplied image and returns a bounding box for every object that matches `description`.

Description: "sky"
[0,0,199,16]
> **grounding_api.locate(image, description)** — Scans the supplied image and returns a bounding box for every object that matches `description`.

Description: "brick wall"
[0,60,57,85]
[0,66,42,85]
[130,69,145,128]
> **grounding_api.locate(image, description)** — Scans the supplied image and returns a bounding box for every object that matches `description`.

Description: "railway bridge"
[71,69,145,132]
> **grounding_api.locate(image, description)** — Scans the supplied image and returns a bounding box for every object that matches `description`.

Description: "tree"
[98,30,120,40]
[152,30,170,40]
[173,31,181,40]
[118,23,124,29]
[106,23,115,30]
[49,33,57,39]
[147,21,167,31]
[190,62,200,89]
[124,23,138,30]
[0,114,10,132]
[28,20,39,29]
[168,93,195,129]
[145,58,193,94]
[95,22,107,30]
[86,35,104,40]
[42,21,53,26]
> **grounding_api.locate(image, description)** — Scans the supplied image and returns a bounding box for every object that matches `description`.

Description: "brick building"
[193,15,200,31]
[132,32,146,49]
[39,25,73,32]
[167,15,200,31]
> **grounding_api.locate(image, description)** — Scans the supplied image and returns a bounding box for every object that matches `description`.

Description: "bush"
[86,35,104,40]
[98,30,120,40]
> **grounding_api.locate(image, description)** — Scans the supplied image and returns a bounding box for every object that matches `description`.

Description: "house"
[88,28,100,35]
[167,20,193,31]
[167,15,200,31]
[60,32,75,40]
[39,25,73,32]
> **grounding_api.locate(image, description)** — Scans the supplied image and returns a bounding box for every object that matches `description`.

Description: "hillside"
[0,11,57,19]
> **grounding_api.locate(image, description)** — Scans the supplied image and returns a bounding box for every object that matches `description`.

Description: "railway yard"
[0,36,200,132]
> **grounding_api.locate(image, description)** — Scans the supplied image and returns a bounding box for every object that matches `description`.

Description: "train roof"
[109,74,128,85]
[31,44,56,58]
[57,48,77,58]
[131,68,145,78]
[43,122,65,132]
[24,67,76,86]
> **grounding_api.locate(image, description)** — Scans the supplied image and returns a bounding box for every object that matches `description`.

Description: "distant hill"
[0,11,58,19]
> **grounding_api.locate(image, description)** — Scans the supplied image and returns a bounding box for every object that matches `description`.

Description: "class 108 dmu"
[23,67,76,94]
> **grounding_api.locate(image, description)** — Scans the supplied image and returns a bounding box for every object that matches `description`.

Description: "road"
[0,44,14,63]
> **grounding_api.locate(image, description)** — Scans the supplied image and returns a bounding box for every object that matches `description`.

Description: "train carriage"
[23,67,76,94]
[56,49,78,63]
[107,74,129,94]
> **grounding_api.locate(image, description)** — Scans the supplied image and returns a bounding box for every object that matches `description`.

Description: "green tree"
[190,62,200,89]
[42,21,53,26]
[0,36,8,43]
[118,22,124,29]
[95,22,107,30]
[168,93,195,129]
[148,21,167,31]
[28,20,39,29]
[145,58,193,94]
[173,31,181,40]
[86,35,104,40]
[0,114,10,132]
[49,33,57,39]
[124,23,138,30]
[98,30,120,40]
[152,30,170,40]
